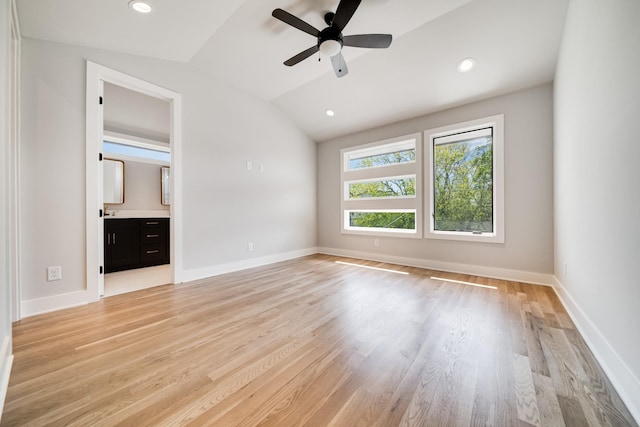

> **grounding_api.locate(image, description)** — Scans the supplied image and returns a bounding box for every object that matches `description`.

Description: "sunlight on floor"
[430,276,497,290]
[335,261,409,275]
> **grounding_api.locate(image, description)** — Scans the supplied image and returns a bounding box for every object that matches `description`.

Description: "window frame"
[424,115,504,243]
[103,131,170,166]
[341,134,422,238]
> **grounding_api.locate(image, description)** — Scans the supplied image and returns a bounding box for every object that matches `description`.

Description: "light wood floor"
[2,255,636,426]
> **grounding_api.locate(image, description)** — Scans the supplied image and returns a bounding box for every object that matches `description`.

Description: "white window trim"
[341,133,422,238]
[103,130,170,151]
[424,115,504,243]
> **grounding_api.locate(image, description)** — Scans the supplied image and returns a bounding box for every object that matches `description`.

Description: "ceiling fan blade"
[332,0,361,32]
[330,52,349,78]
[343,34,392,49]
[284,45,319,66]
[272,8,320,37]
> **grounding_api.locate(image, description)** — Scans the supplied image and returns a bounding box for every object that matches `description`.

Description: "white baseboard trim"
[552,277,640,424]
[20,290,88,318]
[180,247,319,284]
[318,247,553,286]
[0,336,14,422]
[18,249,319,318]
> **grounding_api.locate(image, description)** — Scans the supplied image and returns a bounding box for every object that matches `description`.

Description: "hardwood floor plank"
[521,311,551,377]
[2,255,636,427]
[512,353,543,427]
[558,395,590,427]
[494,284,520,427]
[533,372,566,427]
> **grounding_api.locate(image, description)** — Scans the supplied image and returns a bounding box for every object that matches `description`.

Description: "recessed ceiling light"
[325,109,335,117]
[457,57,476,72]
[129,1,153,14]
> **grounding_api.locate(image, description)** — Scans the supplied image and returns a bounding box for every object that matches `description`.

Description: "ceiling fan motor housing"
[324,11,335,26]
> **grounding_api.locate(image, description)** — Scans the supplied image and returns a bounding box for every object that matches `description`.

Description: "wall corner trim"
[318,247,553,286]
[552,276,640,424]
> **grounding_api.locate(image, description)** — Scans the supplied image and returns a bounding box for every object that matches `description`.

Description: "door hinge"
[99,209,103,218]
[99,152,103,161]
[99,96,103,105]
[100,266,104,274]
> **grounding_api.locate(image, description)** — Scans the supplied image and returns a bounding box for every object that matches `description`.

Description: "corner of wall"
[180,247,319,284]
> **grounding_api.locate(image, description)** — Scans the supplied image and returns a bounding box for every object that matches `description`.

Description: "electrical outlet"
[248,242,254,251]
[246,161,253,170]
[259,163,264,172]
[374,239,380,247]
[47,266,62,282]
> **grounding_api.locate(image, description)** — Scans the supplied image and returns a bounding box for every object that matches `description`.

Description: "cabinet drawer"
[141,231,166,244]
[141,219,165,228]
[141,244,168,263]
[140,218,168,244]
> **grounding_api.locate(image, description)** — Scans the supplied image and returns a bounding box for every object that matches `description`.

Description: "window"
[103,131,170,166]
[425,115,504,243]
[103,141,170,163]
[341,135,422,237]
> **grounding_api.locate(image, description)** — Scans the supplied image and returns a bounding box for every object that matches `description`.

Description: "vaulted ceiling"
[16,0,569,141]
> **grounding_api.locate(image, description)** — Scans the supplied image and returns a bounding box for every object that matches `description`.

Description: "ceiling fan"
[272,0,392,78]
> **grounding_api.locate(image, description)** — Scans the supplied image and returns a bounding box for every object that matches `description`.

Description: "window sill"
[426,230,504,244]
[342,228,421,239]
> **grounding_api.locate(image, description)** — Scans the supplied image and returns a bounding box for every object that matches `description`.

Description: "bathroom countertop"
[104,210,170,219]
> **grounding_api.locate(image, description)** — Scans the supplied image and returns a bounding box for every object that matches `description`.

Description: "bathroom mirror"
[161,166,170,205]
[103,159,124,204]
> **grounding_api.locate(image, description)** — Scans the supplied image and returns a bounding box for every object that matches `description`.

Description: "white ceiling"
[16,0,569,141]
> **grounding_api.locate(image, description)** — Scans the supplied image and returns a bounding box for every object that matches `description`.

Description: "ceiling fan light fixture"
[457,57,475,72]
[319,39,342,57]
[129,1,153,14]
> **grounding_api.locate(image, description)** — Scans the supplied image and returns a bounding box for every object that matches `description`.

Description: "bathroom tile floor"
[104,264,171,297]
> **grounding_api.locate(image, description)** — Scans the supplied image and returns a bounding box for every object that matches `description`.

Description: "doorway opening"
[85,62,183,301]
[102,83,171,296]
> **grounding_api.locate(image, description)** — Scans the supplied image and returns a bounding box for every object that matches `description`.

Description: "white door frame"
[9,0,21,321]
[85,61,183,301]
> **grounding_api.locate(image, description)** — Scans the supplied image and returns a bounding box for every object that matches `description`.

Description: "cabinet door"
[105,219,140,272]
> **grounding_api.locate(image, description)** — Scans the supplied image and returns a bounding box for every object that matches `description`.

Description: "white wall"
[318,84,554,283]
[19,38,316,307]
[554,0,640,420]
[104,81,170,143]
